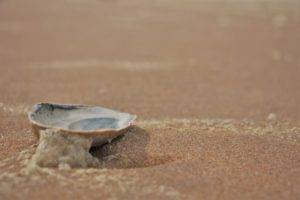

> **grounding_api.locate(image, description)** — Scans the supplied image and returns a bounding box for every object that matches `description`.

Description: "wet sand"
[0,0,300,199]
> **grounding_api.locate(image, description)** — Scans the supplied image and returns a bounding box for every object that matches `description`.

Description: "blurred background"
[0,0,299,121]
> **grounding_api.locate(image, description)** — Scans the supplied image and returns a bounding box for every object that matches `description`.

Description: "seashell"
[28,103,136,146]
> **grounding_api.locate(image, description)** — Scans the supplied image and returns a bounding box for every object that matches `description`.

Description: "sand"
[27,129,100,169]
[0,0,300,199]
[0,119,299,199]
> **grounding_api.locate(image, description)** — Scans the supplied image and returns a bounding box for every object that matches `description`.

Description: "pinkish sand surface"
[0,0,299,199]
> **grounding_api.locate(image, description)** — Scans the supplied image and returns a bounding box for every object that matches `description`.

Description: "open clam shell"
[28,103,136,146]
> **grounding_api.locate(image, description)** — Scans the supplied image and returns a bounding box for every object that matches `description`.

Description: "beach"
[0,0,299,199]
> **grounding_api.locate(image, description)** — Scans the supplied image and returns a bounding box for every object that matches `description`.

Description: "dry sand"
[0,0,300,199]
[0,119,299,199]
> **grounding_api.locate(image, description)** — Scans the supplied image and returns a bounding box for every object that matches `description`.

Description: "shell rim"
[28,102,137,136]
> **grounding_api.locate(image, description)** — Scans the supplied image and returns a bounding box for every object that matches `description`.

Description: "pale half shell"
[28,103,136,146]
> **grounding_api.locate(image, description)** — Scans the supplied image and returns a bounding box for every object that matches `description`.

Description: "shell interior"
[29,103,136,132]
